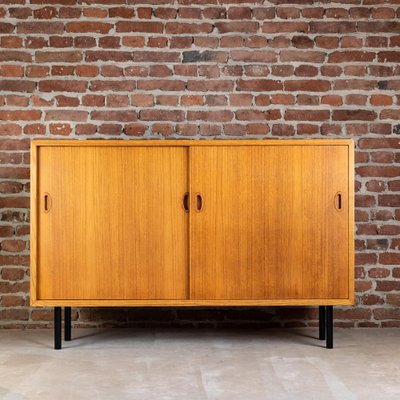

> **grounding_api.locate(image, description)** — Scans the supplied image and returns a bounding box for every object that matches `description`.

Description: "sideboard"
[30,139,354,349]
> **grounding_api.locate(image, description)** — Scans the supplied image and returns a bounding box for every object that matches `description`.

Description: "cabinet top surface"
[32,139,354,148]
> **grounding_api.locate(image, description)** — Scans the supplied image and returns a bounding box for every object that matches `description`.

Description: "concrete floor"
[0,328,399,400]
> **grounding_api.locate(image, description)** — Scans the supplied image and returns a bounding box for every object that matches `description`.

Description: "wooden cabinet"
[31,139,354,348]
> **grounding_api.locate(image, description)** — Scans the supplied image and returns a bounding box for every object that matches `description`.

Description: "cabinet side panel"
[30,143,38,305]
[37,146,188,300]
[190,145,349,300]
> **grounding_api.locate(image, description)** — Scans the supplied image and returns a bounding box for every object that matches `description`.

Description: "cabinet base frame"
[53,306,334,350]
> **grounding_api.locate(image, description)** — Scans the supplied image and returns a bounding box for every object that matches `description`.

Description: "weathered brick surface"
[0,0,399,329]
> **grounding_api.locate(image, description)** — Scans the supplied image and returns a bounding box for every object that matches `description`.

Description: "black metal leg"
[326,306,333,349]
[54,307,62,350]
[319,306,326,341]
[65,307,71,341]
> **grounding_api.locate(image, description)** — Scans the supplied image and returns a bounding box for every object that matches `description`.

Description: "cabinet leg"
[54,307,62,350]
[319,306,326,341]
[326,306,333,349]
[65,307,71,341]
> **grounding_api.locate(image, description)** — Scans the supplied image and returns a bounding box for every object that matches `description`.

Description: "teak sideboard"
[30,139,354,349]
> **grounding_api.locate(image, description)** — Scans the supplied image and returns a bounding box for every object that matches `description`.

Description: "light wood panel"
[31,139,354,307]
[190,145,349,300]
[37,146,188,300]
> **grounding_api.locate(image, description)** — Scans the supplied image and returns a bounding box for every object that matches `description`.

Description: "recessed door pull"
[182,192,190,213]
[195,193,203,212]
[44,193,52,213]
[334,192,342,211]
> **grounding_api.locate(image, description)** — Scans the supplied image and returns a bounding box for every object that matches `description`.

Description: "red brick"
[137,7,152,19]
[280,50,325,62]
[49,36,73,48]
[82,95,105,107]
[156,95,178,106]
[387,294,400,306]
[23,124,45,135]
[0,111,41,121]
[358,21,400,33]
[285,80,330,92]
[91,111,137,122]
[332,110,376,121]
[310,22,356,33]
[285,110,330,121]
[90,81,136,92]
[378,195,400,206]
[379,253,400,265]
[292,36,314,49]
[341,37,363,48]
[116,21,164,33]
[216,22,259,33]
[36,51,82,63]
[86,51,132,62]
[237,79,283,92]
[236,109,281,121]
[109,7,134,18]
[17,22,63,34]
[321,95,342,106]
[370,94,392,106]
[228,94,252,107]
[101,66,123,77]
[366,180,385,192]
[1,240,25,252]
[138,80,185,91]
[359,138,400,149]
[131,94,153,107]
[33,6,57,19]
[51,65,74,76]
[187,110,233,123]
[98,124,123,136]
[141,110,185,122]
[66,22,112,34]
[170,37,193,49]
[76,124,97,135]
[124,123,147,137]
[0,51,31,62]
[166,23,212,34]
[227,6,252,19]
[295,65,318,77]
[83,7,107,18]
[99,36,120,49]
[179,8,201,19]
[376,281,400,291]
[133,51,180,62]
[231,50,277,63]
[106,94,129,107]
[122,37,145,48]
[187,80,234,92]
[328,51,375,62]
[154,7,177,19]
[45,110,88,122]
[263,22,308,33]
[255,95,270,106]
[76,65,98,77]
[244,65,270,77]
[357,167,400,178]
[0,36,23,48]
[39,80,86,93]
[49,123,72,136]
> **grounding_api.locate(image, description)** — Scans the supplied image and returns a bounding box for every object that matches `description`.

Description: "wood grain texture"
[190,145,349,300]
[31,139,354,307]
[36,146,188,300]
[31,139,354,147]
[32,298,354,307]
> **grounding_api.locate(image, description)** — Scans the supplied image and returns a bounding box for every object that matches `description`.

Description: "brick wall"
[1,0,400,329]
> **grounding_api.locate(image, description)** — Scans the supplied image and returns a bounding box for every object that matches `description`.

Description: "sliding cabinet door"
[37,146,188,300]
[190,145,349,300]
